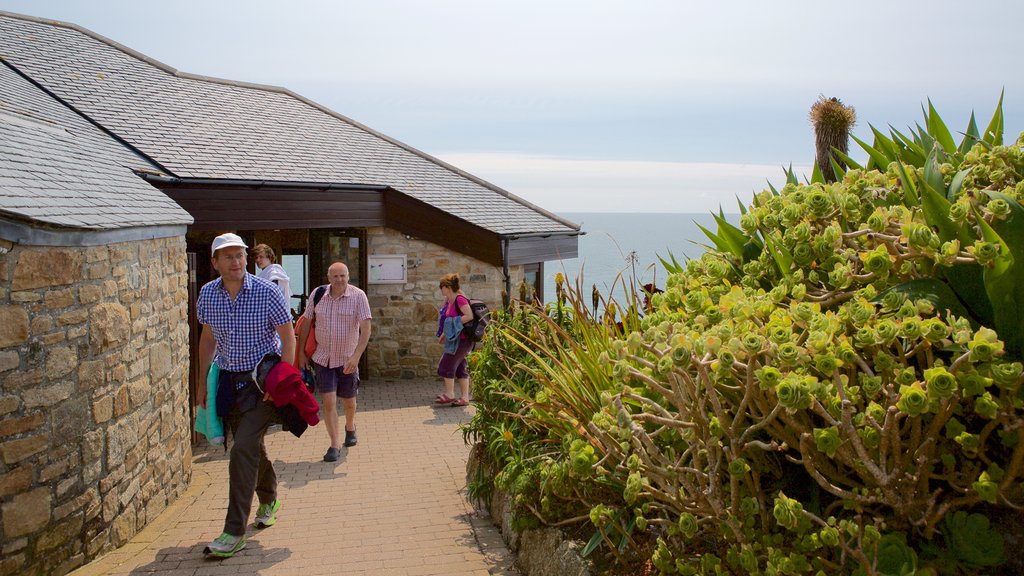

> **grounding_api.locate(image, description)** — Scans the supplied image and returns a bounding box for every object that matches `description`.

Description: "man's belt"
[221,369,255,391]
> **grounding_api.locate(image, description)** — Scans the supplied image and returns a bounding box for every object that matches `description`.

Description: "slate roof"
[0,12,579,237]
[0,61,193,229]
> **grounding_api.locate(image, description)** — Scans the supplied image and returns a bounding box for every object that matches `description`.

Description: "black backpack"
[462,299,490,342]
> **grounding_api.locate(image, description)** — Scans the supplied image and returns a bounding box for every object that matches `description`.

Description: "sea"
[542,212,740,306]
[277,212,739,311]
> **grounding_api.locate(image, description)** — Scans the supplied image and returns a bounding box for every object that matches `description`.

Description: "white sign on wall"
[368,255,407,284]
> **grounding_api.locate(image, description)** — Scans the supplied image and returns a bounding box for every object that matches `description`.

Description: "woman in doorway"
[435,273,474,407]
[253,244,291,307]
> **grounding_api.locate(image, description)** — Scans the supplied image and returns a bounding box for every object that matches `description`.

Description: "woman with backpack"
[434,273,474,407]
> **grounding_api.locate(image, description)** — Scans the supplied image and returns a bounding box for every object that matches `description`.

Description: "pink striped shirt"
[303,284,372,369]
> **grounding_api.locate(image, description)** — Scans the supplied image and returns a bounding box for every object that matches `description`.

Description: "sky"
[3,0,1022,214]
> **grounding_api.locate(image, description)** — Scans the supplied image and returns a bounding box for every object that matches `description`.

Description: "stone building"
[0,10,581,384]
[0,57,193,574]
[0,8,580,575]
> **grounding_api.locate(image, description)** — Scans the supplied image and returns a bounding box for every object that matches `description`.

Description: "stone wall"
[0,235,192,576]
[364,227,524,380]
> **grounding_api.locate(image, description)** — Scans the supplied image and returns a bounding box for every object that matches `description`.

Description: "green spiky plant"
[467,97,1023,575]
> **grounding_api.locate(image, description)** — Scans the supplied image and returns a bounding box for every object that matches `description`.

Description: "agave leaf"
[943,264,994,329]
[762,231,793,276]
[829,153,847,182]
[810,161,824,184]
[890,126,927,167]
[658,250,686,274]
[922,145,947,202]
[736,195,748,215]
[852,133,891,172]
[915,121,936,155]
[892,160,920,207]
[870,124,901,161]
[974,201,1023,358]
[970,200,1019,354]
[696,222,742,259]
[947,167,972,201]
[876,279,977,323]
[766,179,780,196]
[926,99,957,154]
[958,111,982,156]
[983,89,1004,146]
[713,213,749,257]
[919,162,972,245]
[785,164,798,186]
[832,148,864,171]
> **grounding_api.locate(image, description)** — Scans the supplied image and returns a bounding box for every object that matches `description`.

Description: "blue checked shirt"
[197,273,293,372]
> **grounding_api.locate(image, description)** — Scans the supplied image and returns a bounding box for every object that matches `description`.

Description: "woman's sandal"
[450,398,469,407]
[434,394,455,404]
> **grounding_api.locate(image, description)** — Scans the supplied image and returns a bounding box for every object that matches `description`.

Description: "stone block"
[0,466,32,497]
[41,331,66,346]
[128,378,150,409]
[86,262,111,280]
[56,308,88,326]
[114,385,129,417]
[0,412,44,438]
[9,291,41,303]
[0,351,19,373]
[1,538,25,554]
[78,284,102,305]
[36,512,82,551]
[89,302,130,352]
[52,396,89,446]
[30,314,53,334]
[39,456,70,483]
[0,397,18,415]
[0,434,47,464]
[147,341,174,380]
[80,428,103,464]
[83,458,102,487]
[54,554,85,576]
[78,360,104,389]
[45,345,77,378]
[0,554,24,576]
[92,396,113,424]
[44,288,75,310]
[56,476,79,499]
[1,487,50,537]
[0,306,29,348]
[110,512,136,545]
[12,248,84,290]
[23,382,72,409]
[4,368,42,390]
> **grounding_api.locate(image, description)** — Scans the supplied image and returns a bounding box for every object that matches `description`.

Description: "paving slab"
[71,380,517,576]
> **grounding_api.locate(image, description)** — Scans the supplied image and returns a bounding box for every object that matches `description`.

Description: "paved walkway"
[72,380,517,576]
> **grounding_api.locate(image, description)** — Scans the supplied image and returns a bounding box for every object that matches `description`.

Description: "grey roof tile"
[0,11,576,236]
[0,60,193,229]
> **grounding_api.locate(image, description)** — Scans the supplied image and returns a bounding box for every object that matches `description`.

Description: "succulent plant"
[465,98,1023,575]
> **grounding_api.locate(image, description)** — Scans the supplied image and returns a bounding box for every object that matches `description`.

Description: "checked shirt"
[302,284,372,369]
[197,273,292,372]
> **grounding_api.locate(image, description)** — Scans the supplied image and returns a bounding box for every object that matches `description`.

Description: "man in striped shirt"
[196,233,296,558]
[297,262,372,462]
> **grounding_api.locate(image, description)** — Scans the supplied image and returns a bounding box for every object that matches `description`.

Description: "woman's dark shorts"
[437,338,473,379]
